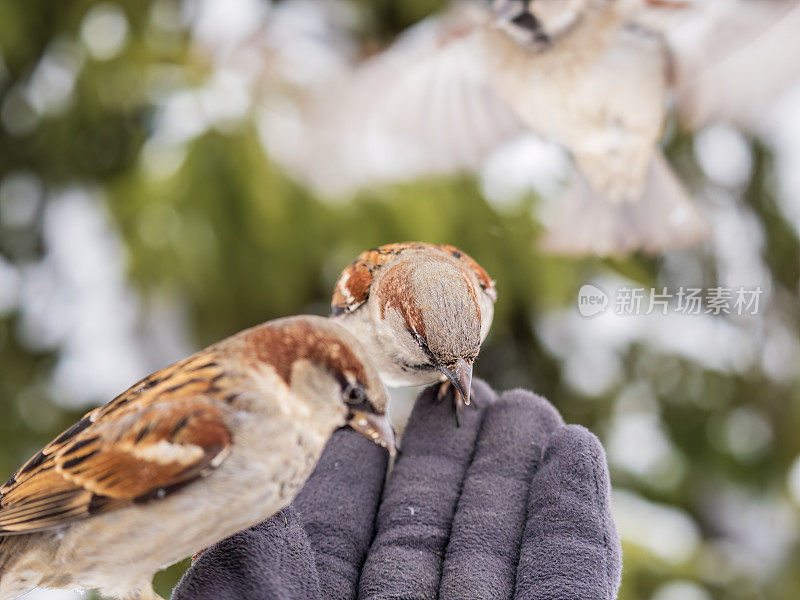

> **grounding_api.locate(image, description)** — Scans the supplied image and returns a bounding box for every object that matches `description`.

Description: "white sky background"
[4,1,800,598]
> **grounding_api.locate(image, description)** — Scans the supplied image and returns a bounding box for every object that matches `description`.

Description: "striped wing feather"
[0,353,233,535]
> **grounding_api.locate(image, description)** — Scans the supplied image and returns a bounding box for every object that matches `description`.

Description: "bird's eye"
[411,331,428,350]
[343,382,366,404]
[511,10,539,31]
[410,331,436,363]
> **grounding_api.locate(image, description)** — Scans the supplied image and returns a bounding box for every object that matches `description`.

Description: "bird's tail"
[539,151,710,256]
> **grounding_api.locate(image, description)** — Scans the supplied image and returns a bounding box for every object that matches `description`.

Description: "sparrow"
[331,242,497,418]
[0,315,393,600]
[258,0,800,255]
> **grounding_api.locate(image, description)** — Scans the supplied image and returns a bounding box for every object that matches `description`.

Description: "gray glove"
[172,381,622,600]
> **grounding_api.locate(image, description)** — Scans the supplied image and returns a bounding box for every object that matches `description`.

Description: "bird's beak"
[348,411,397,458]
[440,358,474,407]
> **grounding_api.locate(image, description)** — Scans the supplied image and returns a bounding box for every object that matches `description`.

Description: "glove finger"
[171,506,321,600]
[514,425,622,600]
[358,379,497,600]
[293,428,390,600]
[439,391,564,600]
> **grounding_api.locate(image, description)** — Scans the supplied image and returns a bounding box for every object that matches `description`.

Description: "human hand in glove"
[172,380,622,600]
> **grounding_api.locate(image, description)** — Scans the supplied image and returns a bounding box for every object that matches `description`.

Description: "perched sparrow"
[331,242,496,416]
[0,316,393,600]
[259,0,800,255]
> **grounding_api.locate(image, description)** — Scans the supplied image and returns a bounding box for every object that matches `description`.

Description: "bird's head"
[251,316,395,456]
[492,0,591,47]
[332,243,496,407]
[381,257,482,404]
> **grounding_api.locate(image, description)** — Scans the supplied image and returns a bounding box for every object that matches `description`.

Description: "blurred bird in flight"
[257,0,800,255]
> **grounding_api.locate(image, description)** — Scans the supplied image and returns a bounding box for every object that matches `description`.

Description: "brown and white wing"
[0,354,233,535]
[637,0,800,127]
[275,7,525,195]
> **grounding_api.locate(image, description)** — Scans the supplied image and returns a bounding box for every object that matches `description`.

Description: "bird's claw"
[437,380,476,427]
[191,548,208,563]
[437,380,451,402]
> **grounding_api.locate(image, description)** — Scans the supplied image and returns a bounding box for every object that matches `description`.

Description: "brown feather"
[244,319,368,385]
[377,262,428,339]
[331,242,427,315]
[0,352,234,535]
[330,242,496,316]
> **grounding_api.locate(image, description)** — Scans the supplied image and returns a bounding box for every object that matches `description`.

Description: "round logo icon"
[577,284,609,317]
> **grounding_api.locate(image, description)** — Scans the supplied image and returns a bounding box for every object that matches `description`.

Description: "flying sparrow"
[0,315,393,600]
[331,242,497,417]
[258,0,800,255]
